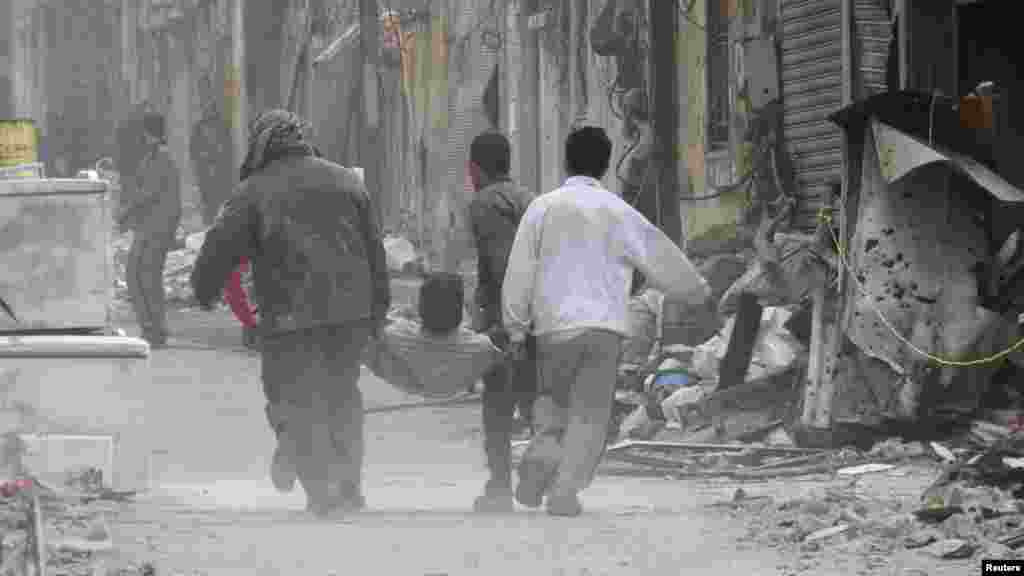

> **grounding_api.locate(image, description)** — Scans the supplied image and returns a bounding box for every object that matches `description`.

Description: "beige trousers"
[531,329,622,495]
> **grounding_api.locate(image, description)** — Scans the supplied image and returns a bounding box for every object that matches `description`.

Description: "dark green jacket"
[190,154,390,336]
[468,179,534,329]
[118,144,181,236]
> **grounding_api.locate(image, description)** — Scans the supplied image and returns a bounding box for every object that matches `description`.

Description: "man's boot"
[267,405,297,493]
[545,489,583,517]
[514,430,562,509]
[473,478,514,513]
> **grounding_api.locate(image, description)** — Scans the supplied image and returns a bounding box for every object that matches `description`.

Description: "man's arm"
[191,194,256,309]
[356,183,391,329]
[467,201,494,319]
[621,205,710,306]
[502,204,540,343]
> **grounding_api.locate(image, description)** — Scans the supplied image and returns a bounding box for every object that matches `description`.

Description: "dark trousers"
[261,321,373,509]
[127,229,175,343]
[482,336,537,491]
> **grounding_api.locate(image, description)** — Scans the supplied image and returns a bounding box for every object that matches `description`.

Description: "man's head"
[240,109,314,179]
[565,126,612,181]
[468,131,511,191]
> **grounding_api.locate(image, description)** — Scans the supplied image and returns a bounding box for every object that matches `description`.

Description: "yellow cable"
[817,208,1024,367]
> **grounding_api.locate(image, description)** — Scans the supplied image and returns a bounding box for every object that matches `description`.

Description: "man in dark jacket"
[466,131,538,513]
[120,112,181,348]
[190,110,389,517]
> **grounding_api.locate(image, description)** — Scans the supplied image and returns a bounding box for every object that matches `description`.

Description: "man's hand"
[506,340,528,362]
[471,306,490,333]
[486,325,510,351]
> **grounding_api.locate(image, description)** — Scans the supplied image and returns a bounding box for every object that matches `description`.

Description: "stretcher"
[362,317,505,399]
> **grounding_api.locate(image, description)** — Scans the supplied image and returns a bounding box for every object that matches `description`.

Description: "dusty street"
[68,306,977,575]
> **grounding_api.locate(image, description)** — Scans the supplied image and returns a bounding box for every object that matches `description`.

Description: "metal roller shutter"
[780,0,843,231]
[854,0,892,99]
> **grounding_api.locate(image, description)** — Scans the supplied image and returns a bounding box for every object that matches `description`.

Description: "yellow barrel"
[0,119,39,167]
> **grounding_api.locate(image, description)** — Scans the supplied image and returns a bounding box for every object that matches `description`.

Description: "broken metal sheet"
[841,125,998,418]
[872,120,1024,203]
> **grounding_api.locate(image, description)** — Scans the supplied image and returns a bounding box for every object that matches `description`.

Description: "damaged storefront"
[802,0,1024,440]
[611,0,1024,451]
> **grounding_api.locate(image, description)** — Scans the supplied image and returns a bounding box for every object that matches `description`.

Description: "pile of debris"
[614,303,807,446]
[598,424,1024,567]
[0,471,144,576]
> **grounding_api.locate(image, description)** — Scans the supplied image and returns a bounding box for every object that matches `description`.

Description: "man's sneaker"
[270,433,298,493]
[545,491,583,517]
[310,494,366,520]
[473,484,515,514]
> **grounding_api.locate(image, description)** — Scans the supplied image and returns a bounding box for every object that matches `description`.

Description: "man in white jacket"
[502,126,711,516]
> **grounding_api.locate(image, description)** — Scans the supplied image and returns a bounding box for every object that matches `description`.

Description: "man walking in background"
[191,109,389,517]
[503,126,711,516]
[466,132,538,513]
[120,112,181,349]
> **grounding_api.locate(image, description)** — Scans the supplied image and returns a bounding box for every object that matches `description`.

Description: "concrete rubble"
[0,471,146,576]
[603,423,1024,570]
[613,294,806,445]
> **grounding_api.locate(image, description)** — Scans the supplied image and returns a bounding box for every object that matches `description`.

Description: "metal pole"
[649,0,682,245]
[359,0,381,226]
[229,0,247,185]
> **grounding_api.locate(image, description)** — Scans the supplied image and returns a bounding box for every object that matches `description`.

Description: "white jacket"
[502,176,709,341]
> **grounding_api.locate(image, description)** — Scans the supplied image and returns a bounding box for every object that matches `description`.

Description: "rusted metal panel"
[872,120,1024,203]
[845,126,995,418]
[781,0,843,231]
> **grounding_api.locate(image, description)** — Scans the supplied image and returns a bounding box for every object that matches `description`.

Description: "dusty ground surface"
[66,304,996,575]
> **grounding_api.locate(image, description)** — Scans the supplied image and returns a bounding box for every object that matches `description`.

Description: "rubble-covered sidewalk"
[590,427,1024,573]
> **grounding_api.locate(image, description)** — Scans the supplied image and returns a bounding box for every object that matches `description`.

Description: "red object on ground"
[224,257,257,328]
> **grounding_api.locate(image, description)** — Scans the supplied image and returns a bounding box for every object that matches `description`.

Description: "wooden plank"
[718,292,764,390]
[606,439,826,455]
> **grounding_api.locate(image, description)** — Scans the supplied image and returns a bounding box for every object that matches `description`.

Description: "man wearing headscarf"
[190,109,389,516]
[119,112,181,348]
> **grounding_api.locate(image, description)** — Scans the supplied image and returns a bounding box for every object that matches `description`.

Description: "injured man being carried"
[363,272,507,399]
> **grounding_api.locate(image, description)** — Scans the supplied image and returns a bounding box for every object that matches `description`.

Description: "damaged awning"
[830,90,1024,203]
[871,120,1024,204]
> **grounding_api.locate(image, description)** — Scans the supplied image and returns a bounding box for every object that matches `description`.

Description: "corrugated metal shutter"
[854,0,892,99]
[780,0,843,231]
